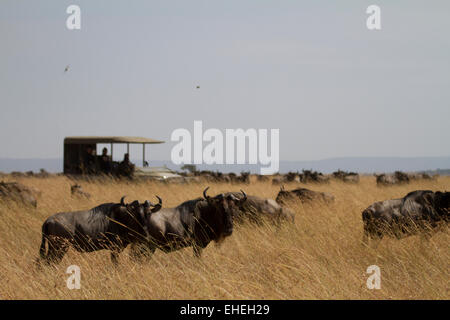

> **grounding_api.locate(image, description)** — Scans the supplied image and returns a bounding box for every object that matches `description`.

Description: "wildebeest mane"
[401,190,439,221]
[85,202,123,226]
[175,197,203,210]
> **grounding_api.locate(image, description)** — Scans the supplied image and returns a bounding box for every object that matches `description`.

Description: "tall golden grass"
[0,175,448,299]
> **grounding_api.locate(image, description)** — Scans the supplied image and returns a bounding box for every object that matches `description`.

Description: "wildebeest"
[70,184,91,199]
[333,170,360,183]
[272,176,283,185]
[285,172,300,183]
[130,187,247,260]
[299,170,330,184]
[233,171,250,184]
[276,186,335,205]
[38,196,162,265]
[375,171,410,186]
[256,174,270,182]
[0,181,40,207]
[27,169,50,178]
[408,173,434,181]
[215,172,250,184]
[224,191,295,225]
[362,190,449,242]
[193,170,227,183]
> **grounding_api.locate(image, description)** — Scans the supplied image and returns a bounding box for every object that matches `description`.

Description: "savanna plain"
[0,175,448,299]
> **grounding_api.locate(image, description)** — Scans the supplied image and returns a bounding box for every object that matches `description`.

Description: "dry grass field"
[0,175,448,299]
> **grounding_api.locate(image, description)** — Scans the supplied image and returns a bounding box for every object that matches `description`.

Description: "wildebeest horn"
[203,187,210,200]
[149,195,162,213]
[227,194,238,201]
[120,196,126,206]
[145,195,162,208]
[147,195,162,207]
[240,189,247,202]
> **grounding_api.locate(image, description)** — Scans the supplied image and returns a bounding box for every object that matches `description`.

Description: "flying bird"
[64,65,70,73]
[196,85,200,89]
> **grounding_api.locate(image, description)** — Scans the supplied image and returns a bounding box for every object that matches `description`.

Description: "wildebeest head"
[276,185,291,203]
[119,195,162,242]
[201,187,247,238]
[434,191,450,220]
[71,184,82,193]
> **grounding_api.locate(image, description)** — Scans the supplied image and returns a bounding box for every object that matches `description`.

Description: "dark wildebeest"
[271,172,300,184]
[226,172,250,184]
[38,196,162,265]
[276,186,335,205]
[224,192,295,225]
[0,181,39,207]
[362,190,449,243]
[194,170,225,183]
[285,172,300,182]
[299,170,330,184]
[235,171,250,184]
[130,187,247,260]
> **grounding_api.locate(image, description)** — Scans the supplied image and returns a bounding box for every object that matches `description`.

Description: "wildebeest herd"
[34,184,449,267]
[362,190,449,241]
[1,170,448,267]
[37,187,298,265]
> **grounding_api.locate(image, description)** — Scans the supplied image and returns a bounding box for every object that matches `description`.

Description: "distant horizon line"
[1,156,449,175]
[1,156,450,161]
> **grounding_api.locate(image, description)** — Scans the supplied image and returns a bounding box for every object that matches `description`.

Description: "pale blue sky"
[0,1,449,161]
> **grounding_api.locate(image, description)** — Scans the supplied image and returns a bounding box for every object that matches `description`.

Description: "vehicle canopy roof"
[64,136,164,145]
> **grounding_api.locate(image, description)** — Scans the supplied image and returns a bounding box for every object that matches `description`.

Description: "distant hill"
[421,168,450,176]
[0,157,449,175]
[0,158,62,173]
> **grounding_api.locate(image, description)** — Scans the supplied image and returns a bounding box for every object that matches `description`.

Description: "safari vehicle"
[134,166,184,180]
[63,136,182,179]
